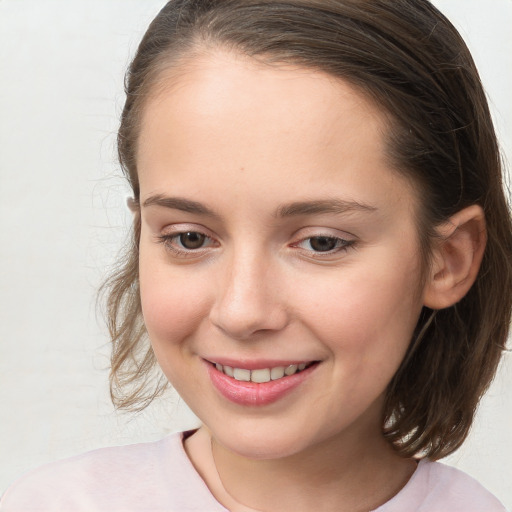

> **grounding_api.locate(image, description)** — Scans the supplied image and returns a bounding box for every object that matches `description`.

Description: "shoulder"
[0,431,224,512]
[376,459,508,512]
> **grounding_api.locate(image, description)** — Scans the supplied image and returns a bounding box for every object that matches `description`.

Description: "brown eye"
[179,232,206,249]
[308,236,339,252]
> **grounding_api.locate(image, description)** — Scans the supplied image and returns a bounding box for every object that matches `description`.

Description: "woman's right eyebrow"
[142,194,221,219]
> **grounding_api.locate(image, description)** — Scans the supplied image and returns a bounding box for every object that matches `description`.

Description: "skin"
[136,50,433,511]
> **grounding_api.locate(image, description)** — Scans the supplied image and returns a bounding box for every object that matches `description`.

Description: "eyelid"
[160,222,213,235]
[293,235,354,251]
[156,224,219,257]
[290,228,358,257]
[291,227,357,243]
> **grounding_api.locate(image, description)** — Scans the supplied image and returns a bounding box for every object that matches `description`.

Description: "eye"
[308,236,341,252]
[177,232,207,250]
[294,235,354,254]
[157,229,217,256]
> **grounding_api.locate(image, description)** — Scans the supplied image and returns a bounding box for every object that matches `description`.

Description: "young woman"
[2,1,511,510]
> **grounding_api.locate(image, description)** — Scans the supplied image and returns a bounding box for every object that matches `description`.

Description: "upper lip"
[204,358,318,370]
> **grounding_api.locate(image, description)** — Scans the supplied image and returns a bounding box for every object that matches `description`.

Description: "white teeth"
[285,364,298,376]
[233,368,251,382]
[251,368,271,383]
[214,362,313,382]
[270,366,285,380]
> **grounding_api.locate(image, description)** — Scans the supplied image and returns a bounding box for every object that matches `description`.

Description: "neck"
[186,423,417,512]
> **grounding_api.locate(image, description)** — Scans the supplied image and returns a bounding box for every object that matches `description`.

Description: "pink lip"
[205,360,319,406]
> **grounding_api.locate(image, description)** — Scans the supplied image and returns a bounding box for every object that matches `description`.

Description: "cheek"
[291,259,423,416]
[138,251,210,348]
[295,252,424,362]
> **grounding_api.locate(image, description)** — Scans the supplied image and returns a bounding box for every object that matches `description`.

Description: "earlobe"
[423,205,487,310]
[127,197,140,214]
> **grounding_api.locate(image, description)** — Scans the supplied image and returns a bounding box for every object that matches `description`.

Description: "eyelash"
[292,235,355,256]
[157,231,217,258]
[157,231,356,259]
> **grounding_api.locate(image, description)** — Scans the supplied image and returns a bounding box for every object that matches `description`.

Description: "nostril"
[208,260,289,338]
[209,300,289,340]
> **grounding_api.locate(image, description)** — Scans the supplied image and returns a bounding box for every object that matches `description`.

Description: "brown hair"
[104,0,512,459]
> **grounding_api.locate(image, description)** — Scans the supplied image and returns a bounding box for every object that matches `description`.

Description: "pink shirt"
[1,432,507,511]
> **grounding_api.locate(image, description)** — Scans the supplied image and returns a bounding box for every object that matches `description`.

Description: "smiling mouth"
[209,361,318,383]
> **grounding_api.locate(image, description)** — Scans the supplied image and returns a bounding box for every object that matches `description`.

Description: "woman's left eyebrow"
[275,199,378,218]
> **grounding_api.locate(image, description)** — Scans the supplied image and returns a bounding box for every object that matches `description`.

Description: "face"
[137,50,426,460]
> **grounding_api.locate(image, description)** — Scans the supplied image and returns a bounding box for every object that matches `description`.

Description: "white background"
[0,0,511,507]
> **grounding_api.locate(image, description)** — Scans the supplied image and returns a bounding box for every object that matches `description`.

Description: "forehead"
[140,49,384,152]
[137,49,418,216]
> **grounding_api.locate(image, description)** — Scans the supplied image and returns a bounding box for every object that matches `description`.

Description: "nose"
[209,250,289,340]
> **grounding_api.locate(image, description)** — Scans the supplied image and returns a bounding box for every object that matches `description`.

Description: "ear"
[127,197,140,214]
[423,205,486,310]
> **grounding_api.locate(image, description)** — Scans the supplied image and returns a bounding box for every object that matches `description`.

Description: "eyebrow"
[142,194,220,218]
[276,199,377,217]
[142,194,377,219]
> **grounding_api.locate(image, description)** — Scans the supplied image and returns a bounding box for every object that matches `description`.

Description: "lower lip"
[206,362,318,406]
